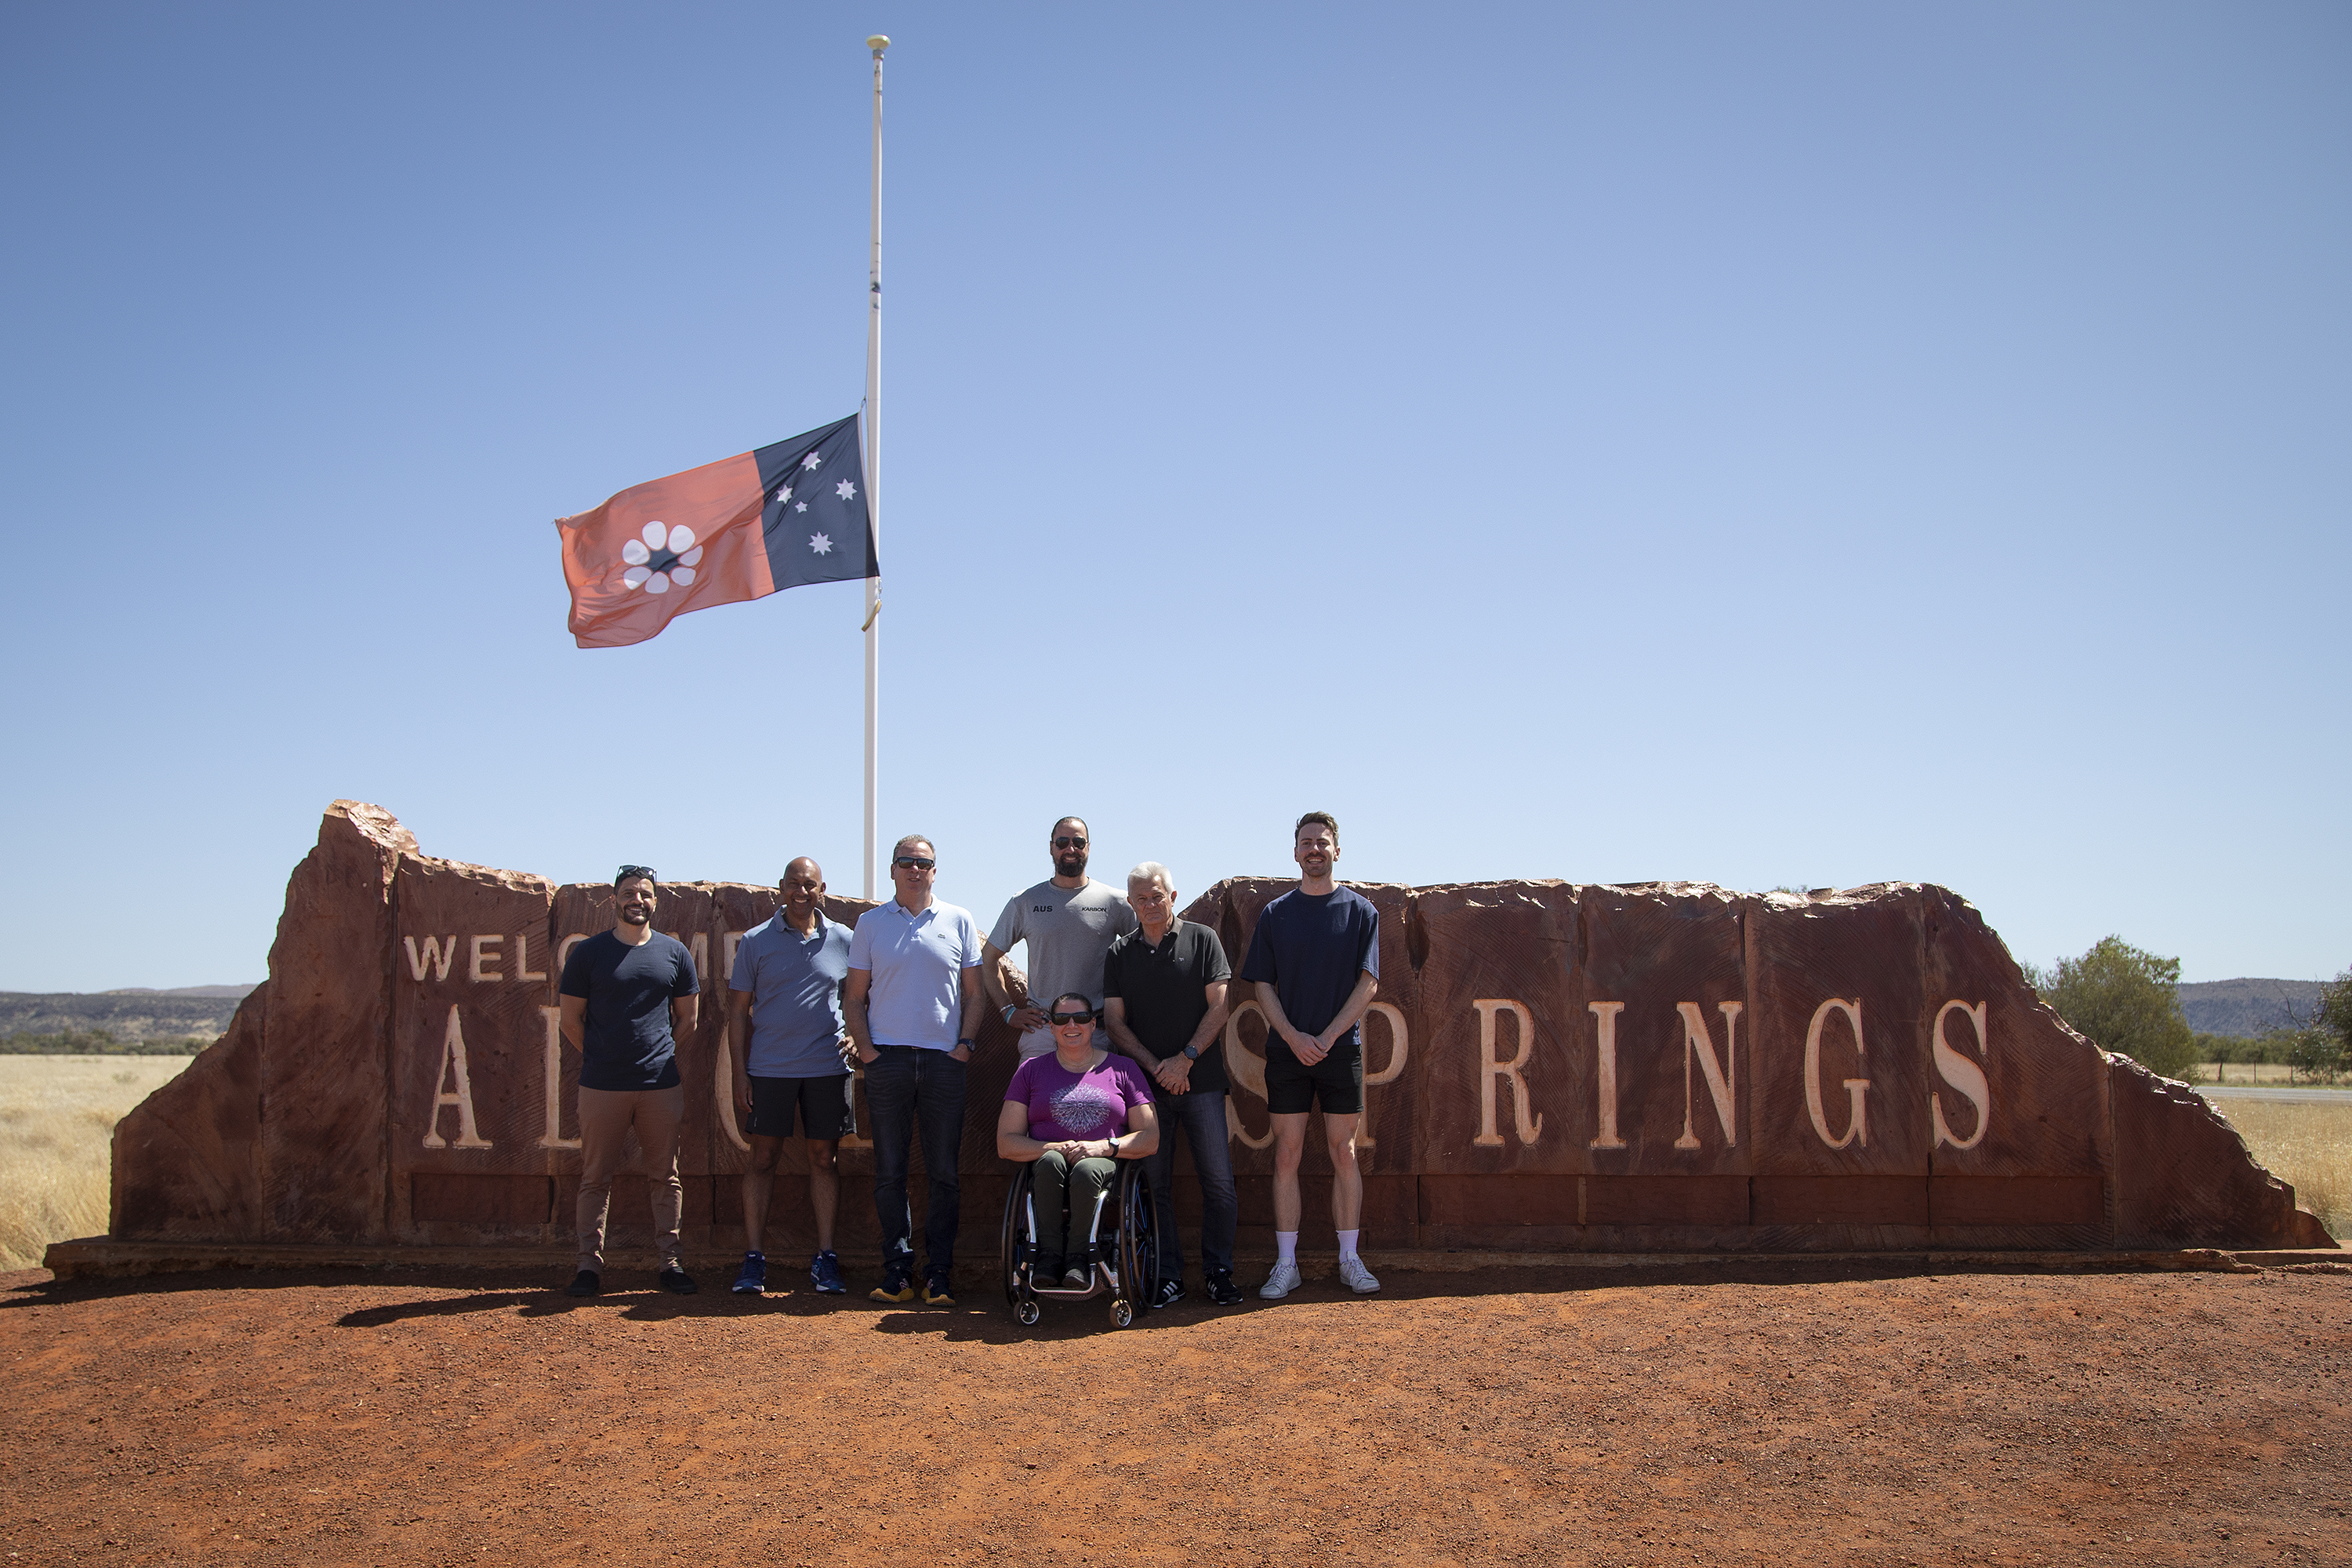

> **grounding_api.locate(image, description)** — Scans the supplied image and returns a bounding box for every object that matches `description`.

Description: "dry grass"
[0,1054,193,1271]
[2193,1062,2350,1087]
[2216,1098,2352,1241]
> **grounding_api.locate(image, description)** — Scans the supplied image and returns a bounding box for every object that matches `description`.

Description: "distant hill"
[102,985,257,999]
[2176,978,2328,1038]
[0,987,254,1042]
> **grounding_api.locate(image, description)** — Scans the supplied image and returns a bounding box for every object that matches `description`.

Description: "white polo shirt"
[848,898,984,1051]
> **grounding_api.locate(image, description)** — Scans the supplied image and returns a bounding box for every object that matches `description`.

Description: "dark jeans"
[865,1045,967,1282]
[1147,1090,1236,1278]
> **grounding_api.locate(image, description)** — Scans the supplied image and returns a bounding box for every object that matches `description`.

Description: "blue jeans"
[1147,1091,1236,1278]
[864,1045,967,1282]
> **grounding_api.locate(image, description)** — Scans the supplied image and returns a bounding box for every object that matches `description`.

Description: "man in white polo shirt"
[844,833,986,1307]
[982,815,1137,1062]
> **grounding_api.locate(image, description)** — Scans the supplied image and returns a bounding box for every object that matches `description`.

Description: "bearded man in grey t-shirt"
[982,816,1138,1062]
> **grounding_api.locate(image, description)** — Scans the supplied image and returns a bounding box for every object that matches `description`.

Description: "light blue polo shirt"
[728,908,854,1077]
[847,898,984,1051]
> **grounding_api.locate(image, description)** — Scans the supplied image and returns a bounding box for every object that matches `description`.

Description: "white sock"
[1276,1231,1298,1265]
[1338,1229,1360,1261]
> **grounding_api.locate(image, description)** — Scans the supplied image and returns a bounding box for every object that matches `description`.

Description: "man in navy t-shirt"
[1236,811,1381,1301]
[557,866,700,1298]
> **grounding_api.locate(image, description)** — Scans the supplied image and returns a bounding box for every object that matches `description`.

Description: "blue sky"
[2,2,2345,991]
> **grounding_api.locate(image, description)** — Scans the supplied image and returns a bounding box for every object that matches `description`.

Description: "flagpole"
[862,33,888,901]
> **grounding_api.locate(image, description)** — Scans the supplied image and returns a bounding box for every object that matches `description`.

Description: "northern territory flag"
[555,413,877,648]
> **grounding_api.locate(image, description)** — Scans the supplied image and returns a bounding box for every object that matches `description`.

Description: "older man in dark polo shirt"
[1102,862,1239,1308]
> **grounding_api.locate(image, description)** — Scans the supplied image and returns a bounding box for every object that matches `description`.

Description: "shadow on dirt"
[1,1254,2227,1322]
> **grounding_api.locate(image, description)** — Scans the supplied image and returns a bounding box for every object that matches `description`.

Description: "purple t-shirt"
[1005,1052,1155,1143]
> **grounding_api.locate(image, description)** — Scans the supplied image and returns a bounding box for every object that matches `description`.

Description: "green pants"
[1031,1150,1118,1275]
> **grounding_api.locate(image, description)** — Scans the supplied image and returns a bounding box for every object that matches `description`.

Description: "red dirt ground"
[2,1258,2348,1566]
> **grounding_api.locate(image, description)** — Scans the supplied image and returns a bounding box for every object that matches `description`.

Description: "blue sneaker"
[810,1250,847,1295]
[731,1252,767,1295]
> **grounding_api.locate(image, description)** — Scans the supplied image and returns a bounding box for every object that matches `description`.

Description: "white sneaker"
[1258,1260,1302,1299]
[1338,1255,1380,1294]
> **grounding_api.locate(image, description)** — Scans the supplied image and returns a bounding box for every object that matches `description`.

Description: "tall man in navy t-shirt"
[727,856,857,1298]
[557,866,702,1298]
[1236,812,1382,1300]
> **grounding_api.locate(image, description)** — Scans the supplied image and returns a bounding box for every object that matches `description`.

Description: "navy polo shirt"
[728,908,854,1077]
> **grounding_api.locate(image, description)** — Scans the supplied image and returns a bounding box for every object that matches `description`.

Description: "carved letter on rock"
[1589,1001,1628,1150]
[1353,1002,1409,1150]
[713,1023,750,1152]
[1931,1000,1991,1151]
[1674,1001,1742,1151]
[514,930,547,982]
[404,935,457,983]
[1221,1000,1276,1151]
[468,934,504,983]
[536,1004,579,1149]
[1472,999,1544,1148]
[840,1068,873,1150]
[422,1005,492,1150]
[1804,997,1871,1150]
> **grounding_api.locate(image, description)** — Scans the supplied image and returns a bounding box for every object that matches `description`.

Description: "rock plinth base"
[107,803,2334,1261]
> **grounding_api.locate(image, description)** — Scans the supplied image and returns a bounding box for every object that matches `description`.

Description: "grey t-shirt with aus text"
[989,878,1138,1057]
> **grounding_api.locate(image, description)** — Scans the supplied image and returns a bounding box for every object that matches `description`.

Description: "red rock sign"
[111,803,2329,1258]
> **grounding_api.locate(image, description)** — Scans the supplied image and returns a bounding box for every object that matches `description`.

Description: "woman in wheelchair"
[996,993,1160,1288]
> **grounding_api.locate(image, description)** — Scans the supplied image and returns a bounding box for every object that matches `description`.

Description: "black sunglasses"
[1052,836,1087,849]
[892,856,936,870]
[617,865,656,881]
[1049,1008,1094,1026]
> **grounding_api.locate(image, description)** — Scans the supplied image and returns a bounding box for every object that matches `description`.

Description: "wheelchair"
[999,1156,1159,1330]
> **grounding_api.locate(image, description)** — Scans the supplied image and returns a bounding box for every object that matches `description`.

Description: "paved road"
[2194,1086,2352,1105]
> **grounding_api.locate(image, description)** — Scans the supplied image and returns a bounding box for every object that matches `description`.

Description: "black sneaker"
[869,1269,916,1304]
[657,1267,699,1295]
[1206,1271,1245,1307]
[564,1269,601,1298]
[1150,1277,1186,1310]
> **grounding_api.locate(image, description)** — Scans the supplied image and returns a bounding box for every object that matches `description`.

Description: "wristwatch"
[1182,1044,1201,1060]
[955,1037,976,1051]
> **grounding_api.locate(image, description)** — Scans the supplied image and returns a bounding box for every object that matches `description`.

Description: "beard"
[1054,853,1087,878]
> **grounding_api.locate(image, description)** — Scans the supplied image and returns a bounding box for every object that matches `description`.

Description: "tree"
[2032,936,2199,1082]
[2277,968,2352,1084]
[2319,967,2352,1055]
[2194,1032,2244,1083]
[2283,1025,2345,1084]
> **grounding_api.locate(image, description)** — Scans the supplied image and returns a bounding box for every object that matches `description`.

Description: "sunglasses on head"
[1050,1008,1094,1026]
[892,856,936,870]
[617,865,656,881]
[1052,836,1087,850]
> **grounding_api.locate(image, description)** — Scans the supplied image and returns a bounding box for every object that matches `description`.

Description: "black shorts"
[1264,1040,1363,1116]
[746,1074,857,1140]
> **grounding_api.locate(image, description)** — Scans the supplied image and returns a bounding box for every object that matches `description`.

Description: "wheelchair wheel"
[1017,1299,1042,1326]
[1112,1160,1158,1326]
[1000,1165,1036,1311]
